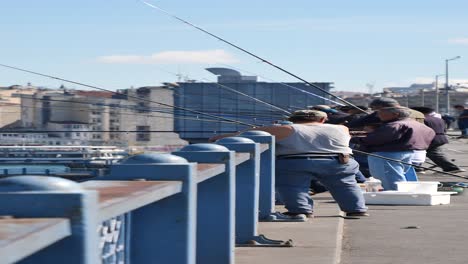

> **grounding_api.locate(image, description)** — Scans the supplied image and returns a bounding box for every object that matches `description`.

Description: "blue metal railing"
[0,133,297,264]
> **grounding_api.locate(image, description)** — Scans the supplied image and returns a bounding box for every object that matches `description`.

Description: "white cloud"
[96,49,239,64]
[448,38,468,45]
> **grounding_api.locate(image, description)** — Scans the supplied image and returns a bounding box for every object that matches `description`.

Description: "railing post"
[174,143,236,264]
[0,176,100,264]
[107,153,196,264]
[217,137,292,247]
[240,131,305,222]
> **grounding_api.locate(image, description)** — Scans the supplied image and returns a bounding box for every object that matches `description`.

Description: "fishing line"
[0,63,256,127]
[138,3,458,171]
[199,79,291,115]
[218,63,346,106]
[176,92,290,115]
[147,65,292,114]
[353,149,467,179]
[2,95,284,125]
[0,130,240,134]
[0,101,241,124]
[139,0,366,113]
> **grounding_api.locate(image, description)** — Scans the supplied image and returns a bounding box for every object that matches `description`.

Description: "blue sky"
[1,0,467,92]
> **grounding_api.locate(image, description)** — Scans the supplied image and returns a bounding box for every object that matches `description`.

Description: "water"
[0,165,70,175]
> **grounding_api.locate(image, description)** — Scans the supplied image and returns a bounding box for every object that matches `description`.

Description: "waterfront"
[0,164,69,175]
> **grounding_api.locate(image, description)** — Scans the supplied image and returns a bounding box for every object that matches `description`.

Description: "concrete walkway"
[341,137,468,264]
[236,193,345,264]
[237,138,468,264]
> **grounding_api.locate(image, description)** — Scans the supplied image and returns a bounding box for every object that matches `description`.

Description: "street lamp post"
[421,89,425,106]
[434,74,445,113]
[445,56,461,114]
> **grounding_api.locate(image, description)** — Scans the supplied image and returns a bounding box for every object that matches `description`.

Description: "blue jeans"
[368,151,414,190]
[462,128,468,136]
[276,157,367,214]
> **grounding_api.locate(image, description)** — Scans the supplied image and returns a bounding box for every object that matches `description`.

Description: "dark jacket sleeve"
[350,123,407,147]
[346,112,380,128]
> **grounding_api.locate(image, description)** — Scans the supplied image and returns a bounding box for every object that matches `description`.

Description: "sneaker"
[283,212,314,218]
[345,212,370,217]
[445,169,467,174]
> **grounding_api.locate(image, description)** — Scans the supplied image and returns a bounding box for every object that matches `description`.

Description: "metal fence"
[0,131,301,264]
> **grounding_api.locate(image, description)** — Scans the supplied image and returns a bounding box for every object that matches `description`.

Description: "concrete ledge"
[236,193,344,264]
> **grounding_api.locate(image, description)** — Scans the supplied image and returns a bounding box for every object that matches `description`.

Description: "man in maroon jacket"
[351,107,435,190]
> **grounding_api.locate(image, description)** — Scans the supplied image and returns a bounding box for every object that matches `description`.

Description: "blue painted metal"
[0,218,71,264]
[216,137,261,244]
[0,176,100,264]
[217,137,293,247]
[99,215,126,264]
[0,175,82,192]
[240,131,276,220]
[240,132,305,223]
[108,153,196,264]
[175,143,236,264]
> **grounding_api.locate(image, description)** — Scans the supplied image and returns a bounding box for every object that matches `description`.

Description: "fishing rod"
[0,101,244,124]
[1,96,284,128]
[147,65,292,115]
[218,63,346,106]
[119,61,293,116]
[353,149,468,179]
[0,130,240,133]
[139,0,367,113]
[3,94,285,121]
[199,79,292,115]
[167,93,289,117]
[139,1,463,177]
[0,63,257,127]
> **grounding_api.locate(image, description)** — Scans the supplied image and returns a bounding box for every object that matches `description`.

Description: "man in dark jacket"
[351,107,435,190]
[454,105,468,138]
[411,107,465,173]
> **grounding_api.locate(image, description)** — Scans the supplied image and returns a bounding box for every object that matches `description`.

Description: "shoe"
[283,211,314,218]
[445,169,467,174]
[345,212,370,217]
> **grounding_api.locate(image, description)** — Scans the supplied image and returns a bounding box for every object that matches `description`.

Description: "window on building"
[137,102,150,113]
[136,126,151,141]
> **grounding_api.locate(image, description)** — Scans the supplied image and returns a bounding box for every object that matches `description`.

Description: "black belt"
[277,154,341,160]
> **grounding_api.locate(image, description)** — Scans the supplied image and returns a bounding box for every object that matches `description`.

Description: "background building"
[175,68,334,143]
[8,86,186,147]
[0,85,38,128]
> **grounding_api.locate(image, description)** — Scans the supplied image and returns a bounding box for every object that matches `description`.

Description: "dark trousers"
[426,144,460,171]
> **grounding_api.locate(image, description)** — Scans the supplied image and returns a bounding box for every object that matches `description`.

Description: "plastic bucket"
[396,181,441,193]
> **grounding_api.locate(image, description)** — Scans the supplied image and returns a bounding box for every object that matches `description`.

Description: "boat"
[0,145,128,166]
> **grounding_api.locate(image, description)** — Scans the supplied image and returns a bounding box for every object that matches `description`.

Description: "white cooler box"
[364,191,456,205]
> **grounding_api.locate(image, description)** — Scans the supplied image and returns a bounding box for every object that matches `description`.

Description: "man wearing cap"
[351,107,435,190]
[309,104,350,124]
[212,109,368,218]
[347,97,425,130]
